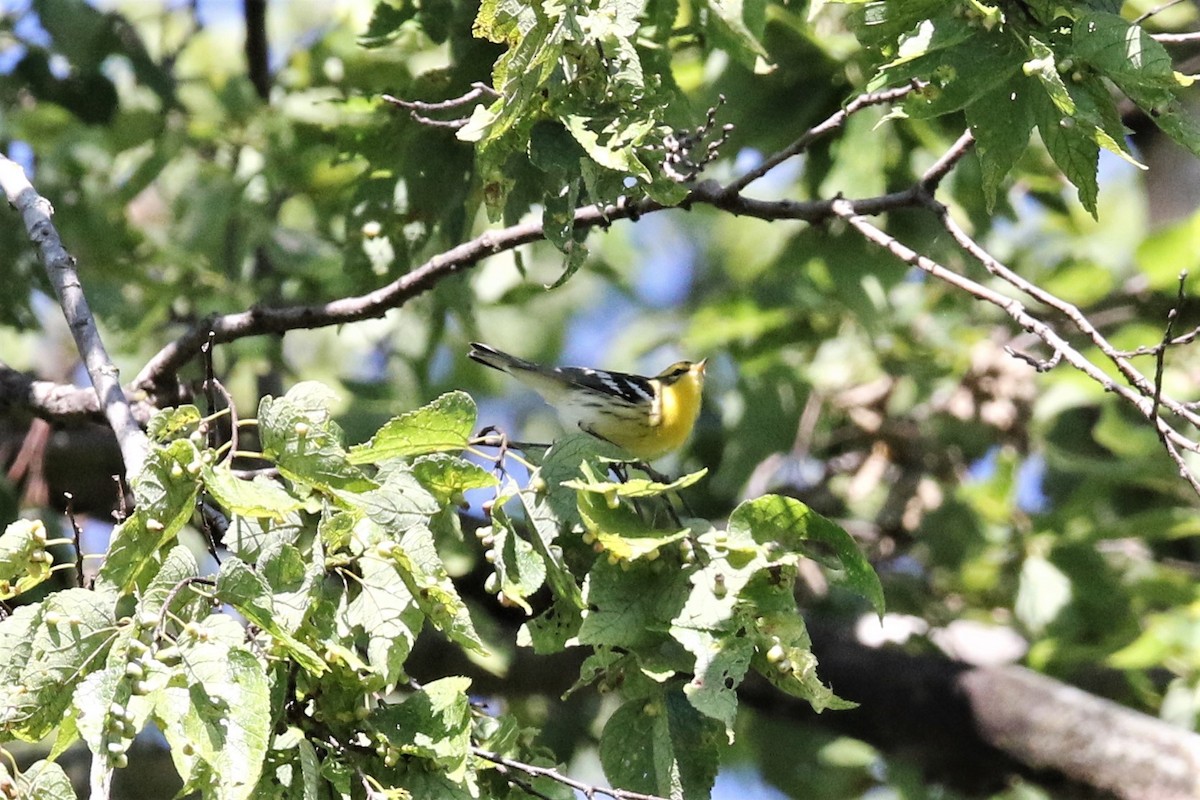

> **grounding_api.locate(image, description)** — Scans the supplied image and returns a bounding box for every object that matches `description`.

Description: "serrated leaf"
[578,557,690,649]
[517,486,586,608]
[563,466,707,499]
[98,438,203,592]
[146,405,202,443]
[486,508,547,612]
[518,598,584,654]
[0,519,52,599]
[215,558,327,674]
[729,494,884,616]
[259,383,374,493]
[675,626,753,736]
[410,453,498,505]
[203,466,305,520]
[369,522,487,655]
[0,588,115,741]
[349,391,477,463]
[743,573,854,712]
[599,689,722,799]
[17,761,74,800]
[349,543,423,683]
[1033,87,1100,216]
[1073,11,1178,110]
[965,75,1037,210]
[371,677,473,781]
[338,463,440,534]
[577,490,691,561]
[153,620,271,800]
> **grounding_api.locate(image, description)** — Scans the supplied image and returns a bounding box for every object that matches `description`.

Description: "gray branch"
[0,156,149,479]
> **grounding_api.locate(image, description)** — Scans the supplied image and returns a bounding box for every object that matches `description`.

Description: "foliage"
[0,386,879,798]
[3,0,1200,797]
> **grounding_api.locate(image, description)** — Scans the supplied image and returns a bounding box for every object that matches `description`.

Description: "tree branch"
[0,156,149,479]
[132,84,933,395]
[0,365,155,426]
[833,197,1200,495]
[472,747,669,800]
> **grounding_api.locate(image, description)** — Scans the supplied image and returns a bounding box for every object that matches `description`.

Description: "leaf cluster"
[0,384,880,799]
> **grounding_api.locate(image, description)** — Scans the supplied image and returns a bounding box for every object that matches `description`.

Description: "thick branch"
[0,365,155,426]
[0,156,149,478]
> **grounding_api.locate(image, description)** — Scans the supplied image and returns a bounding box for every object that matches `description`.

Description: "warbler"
[469,342,706,460]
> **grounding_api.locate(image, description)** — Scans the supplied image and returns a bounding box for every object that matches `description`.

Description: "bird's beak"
[696,359,707,375]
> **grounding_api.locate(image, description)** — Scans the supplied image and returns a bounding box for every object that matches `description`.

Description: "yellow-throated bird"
[469,343,706,460]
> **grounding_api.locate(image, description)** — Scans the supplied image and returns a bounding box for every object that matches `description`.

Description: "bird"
[468,342,706,460]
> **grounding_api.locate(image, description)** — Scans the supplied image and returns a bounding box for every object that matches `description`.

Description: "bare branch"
[382,83,500,129]
[921,129,975,191]
[832,199,1200,495]
[928,196,1200,431]
[0,364,155,425]
[0,156,149,477]
[1151,31,1200,43]
[727,80,926,194]
[132,180,930,395]
[472,747,669,800]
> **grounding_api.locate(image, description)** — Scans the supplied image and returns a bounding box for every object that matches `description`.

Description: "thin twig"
[1151,31,1200,43]
[1151,272,1188,440]
[726,80,925,194]
[382,83,499,128]
[63,492,86,588]
[0,156,149,478]
[832,199,1200,495]
[472,747,669,800]
[1136,0,1187,24]
[921,129,975,191]
[928,195,1200,431]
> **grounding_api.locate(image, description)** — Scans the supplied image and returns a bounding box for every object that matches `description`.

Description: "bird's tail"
[468,342,542,376]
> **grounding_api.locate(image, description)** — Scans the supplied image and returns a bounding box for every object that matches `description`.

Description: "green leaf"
[349,391,477,463]
[410,453,498,506]
[338,463,440,534]
[578,556,690,650]
[17,761,75,800]
[368,522,488,655]
[674,625,753,736]
[517,485,586,608]
[152,617,271,800]
[202,465,306,520]
[0,588,116,741]
[1073,11,1179,111]
[146,404,202,443]
[98,439,203,592]
[599,689,722,798]
[729,494,884,616]
[215,558,327,675]
[743,573,854,712]
[577,490,690,562]
[1015,552,1072,634]
[485,507,547,612]
[259,382,374,493]
[371,677,473,781]
[518,598,584,654]
[0,519,53,600]
[702,0,770,66]
[348,545,423,684]
[563,466,708,499]
[965,75,1037,210]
